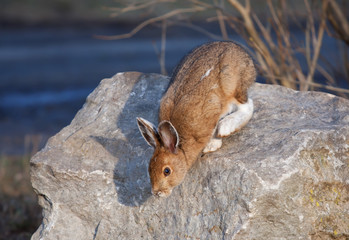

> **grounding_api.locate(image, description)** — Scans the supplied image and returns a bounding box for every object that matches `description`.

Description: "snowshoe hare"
[137,41,256,197]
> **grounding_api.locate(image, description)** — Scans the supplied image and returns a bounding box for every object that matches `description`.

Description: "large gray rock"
[31,72,349,240]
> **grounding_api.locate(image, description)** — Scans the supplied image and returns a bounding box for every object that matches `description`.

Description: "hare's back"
[169,41,253,96]
[159,41,255,138]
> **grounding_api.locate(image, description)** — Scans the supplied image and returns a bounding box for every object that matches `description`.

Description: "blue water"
[1,25,344,108]
[0,25,218,93]
[0,88,93,108]
[0,24,346,154]
[0,24,225,154]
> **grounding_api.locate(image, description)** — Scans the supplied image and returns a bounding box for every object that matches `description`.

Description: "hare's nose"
[151,188,159,196]
[151,188,172,198]
[152,191,160,197]
[151,189,165,197]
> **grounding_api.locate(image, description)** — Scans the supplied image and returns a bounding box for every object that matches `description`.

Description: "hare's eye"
[163,167,171,177]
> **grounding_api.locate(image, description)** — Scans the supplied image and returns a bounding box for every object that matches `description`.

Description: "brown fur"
[137,41,256,197]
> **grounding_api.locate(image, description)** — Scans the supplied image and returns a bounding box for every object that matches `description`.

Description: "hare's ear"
[158,121,179,154]
[137,117,160,148]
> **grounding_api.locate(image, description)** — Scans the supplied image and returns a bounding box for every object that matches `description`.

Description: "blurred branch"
[189,0,215,9]
[169,21,222,40]
[214,0,229,40]
[228,0,295,87]
[264,74,349,94]
[95,6,205,40]
[302,0,328,91]
[151,20,168,75]
[155,20,168,75]
[267,0,297,88]
[107,0,175,18]
[326,0,349,45]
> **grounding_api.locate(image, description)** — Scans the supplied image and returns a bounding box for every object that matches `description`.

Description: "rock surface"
[31,72,349,240]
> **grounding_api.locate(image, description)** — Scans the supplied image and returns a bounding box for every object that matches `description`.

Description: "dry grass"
[99,0,349,98]
[0,138,42,239]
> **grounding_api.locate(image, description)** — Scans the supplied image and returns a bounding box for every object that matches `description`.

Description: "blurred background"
[0,0,348,239]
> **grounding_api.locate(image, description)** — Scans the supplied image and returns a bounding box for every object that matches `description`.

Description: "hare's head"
[137,117,187,197]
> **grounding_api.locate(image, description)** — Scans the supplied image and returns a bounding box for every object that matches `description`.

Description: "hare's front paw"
[217,98,253,137]
[203,138,222,153]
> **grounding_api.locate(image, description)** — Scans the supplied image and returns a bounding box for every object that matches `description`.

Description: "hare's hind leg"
[203,137,222,153]
[216,98,253,138]
[203,98,253,153]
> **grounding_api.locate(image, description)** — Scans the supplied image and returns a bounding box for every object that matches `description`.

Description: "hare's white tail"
[203,98,253,153]
[217,98,254,138]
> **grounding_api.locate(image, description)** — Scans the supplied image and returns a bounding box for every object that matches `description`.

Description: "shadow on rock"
[91,135,152,207]
[92,73,167,207]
